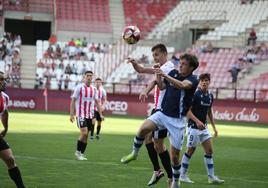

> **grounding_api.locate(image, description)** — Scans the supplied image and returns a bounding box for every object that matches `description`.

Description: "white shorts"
[186,127,212,148]
[148,111,186,150]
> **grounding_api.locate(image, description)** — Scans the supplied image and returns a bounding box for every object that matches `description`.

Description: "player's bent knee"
[144,134,153,144]
[205,148,213,156]
[5,156,16,169]
[154,142,165,153]
[187,147,196,156]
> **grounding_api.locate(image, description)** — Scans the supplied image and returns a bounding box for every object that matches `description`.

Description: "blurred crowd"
[0,32,22,88]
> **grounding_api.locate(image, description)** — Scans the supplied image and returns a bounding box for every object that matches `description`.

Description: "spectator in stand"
[243,49,257,63]
[90,43,96,52]
[258,42,268,59]
[58,75,63,90]
[82,37,88,47]
[248,29,257,46]
[55,44,62,59]
[46,45,54,59]
[34,74,43,89]
[75,38,81,47]
[12,49,22,67]
[68,38,75,46]
[90,54,95,62]
[96,43,101,53]
[65,64,72,74]
[72,64,78,75]
[206,42,214,53]
[64,75,70,90]
[37,59,45,68]
[102,43,109,53]
[48,34,57,45]
[58,60,64,70]
[228,63,241,89]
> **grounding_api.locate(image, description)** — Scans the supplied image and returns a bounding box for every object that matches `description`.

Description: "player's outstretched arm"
[0,110,8,138]
[70,98,76,123]
[161,72,193,89]
[208,107,218,137]
[127,58,154,74]
[187,109,205,130]
[139,80,156,102]
[155,69,166,90]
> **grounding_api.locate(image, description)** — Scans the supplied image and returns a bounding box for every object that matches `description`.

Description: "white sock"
[181,153,191,175]
[204,155,214,177]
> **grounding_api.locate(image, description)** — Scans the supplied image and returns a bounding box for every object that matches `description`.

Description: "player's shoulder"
[194,88,202,97]
[74,83,84,90]
[161,60,175,73]
[1,91,9,99]
[208,91,214,98]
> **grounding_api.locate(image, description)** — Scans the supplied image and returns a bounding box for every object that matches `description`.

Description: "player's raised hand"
[139,92,148,102]
[152,63,160,69]
[70,114,75,123]
[154,68,164,75]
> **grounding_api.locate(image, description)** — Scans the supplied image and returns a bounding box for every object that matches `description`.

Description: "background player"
[70,71,103,160]
[127,44,174,186]
[0,71,25,188]
[90,77,107,140]
[180,73,224,184]
[121,54,199,188]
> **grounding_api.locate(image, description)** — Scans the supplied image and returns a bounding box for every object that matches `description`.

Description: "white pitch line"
[15,155,268,185]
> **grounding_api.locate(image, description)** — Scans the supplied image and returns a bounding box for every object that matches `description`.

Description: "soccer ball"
[122,26,141,45]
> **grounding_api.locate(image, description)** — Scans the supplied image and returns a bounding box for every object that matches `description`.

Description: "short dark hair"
[95,77,102,81]
[85,70,93,75]
[199,73,211,81]
[151,43,167,54]
[180,53,199,71]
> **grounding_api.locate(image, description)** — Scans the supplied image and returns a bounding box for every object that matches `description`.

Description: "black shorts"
[0,138,10,151]
[150,109,168,139]
[94,111,103,122]
[76,117,93,129]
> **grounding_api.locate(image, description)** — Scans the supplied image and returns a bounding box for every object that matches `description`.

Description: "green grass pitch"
[0,111,268,188]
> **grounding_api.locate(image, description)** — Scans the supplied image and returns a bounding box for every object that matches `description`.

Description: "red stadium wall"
[6,88,268,124]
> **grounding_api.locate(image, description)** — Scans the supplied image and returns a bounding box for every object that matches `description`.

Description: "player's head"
[151,43,168,65]
[84,71,93,86]
[179,53,199,76]
[199,73,211,91]
[0,71,6,91]
[95,78,102,88]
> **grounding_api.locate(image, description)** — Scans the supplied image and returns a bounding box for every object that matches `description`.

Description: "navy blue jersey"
[161,69,198,118]
[188,88,214,128]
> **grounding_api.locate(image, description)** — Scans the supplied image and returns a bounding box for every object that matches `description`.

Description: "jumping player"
[126,44,174,186]
[121,54,199,188]
[180,73,224,184]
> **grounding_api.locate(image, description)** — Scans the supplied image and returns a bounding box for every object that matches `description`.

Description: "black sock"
[80,142,87,154]
[77,140,84,152]
[96,125,101,135]
[159,150,172,179]
[90,124,95,136]
[8,167,25,188]
[145,143,160,171]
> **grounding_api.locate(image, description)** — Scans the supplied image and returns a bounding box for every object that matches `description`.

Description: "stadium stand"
[3,0,53,13]
[123,0,179,38]
[147,0,268,43]
[56,0,112,33]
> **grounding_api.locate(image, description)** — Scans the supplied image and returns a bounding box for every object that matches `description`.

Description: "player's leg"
[201,136,224,184]
[75,118,89,160]
[96,120,102,140]
[154,131,173,185]
[145,132,164,186]
[166,117,186,188]
[0,145,25,188]
[89,114,96,140]
[120,119,158,164]
[180,128,199,183]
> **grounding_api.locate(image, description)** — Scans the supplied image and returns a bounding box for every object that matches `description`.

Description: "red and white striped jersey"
[0,92,9,116]
[154,61,174,110]
[94,87,107,110]
[71,83,98,119]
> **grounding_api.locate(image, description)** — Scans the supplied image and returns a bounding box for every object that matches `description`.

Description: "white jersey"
[71,83,98,119]
[0,92,9,116]
[154,61,175,110]
[94,87,107,111]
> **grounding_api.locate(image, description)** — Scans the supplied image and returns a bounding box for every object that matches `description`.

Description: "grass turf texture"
[0,111,268,188]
